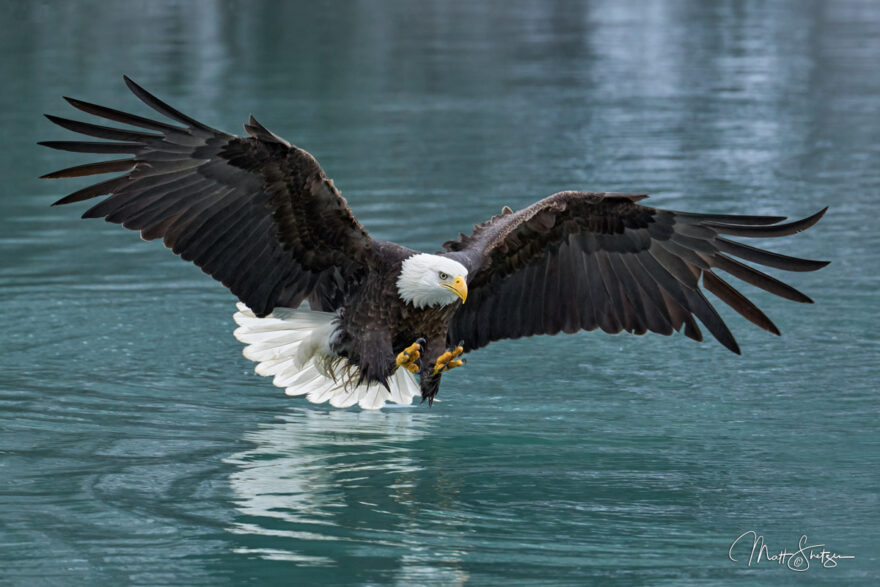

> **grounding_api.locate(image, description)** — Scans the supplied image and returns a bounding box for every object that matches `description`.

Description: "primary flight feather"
[41,77,829,409]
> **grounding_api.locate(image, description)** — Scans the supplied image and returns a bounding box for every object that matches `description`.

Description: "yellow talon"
[396,340,422,370]
[432,343,466,375]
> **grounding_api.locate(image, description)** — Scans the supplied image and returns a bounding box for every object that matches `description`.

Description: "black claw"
[415,337,426,347]
[457,340,464,348]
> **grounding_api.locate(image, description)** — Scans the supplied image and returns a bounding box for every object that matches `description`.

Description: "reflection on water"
[224,408,467,584]
[226,408,429,537]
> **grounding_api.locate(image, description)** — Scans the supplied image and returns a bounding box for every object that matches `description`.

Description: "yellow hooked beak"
[443,275,468,304]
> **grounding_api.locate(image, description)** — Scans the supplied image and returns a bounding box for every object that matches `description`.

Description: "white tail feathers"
[233,303,421,410]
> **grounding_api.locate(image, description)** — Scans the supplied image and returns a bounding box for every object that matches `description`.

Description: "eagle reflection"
[224,408,469,583]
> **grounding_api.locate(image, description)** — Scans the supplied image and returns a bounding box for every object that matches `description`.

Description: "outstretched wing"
[41,76,372,316]
[443,191,828,353]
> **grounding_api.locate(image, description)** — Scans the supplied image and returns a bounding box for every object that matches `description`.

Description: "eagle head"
[396,254,468,309]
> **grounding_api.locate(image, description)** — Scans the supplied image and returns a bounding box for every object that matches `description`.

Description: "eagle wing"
[443,191,828,353]
[41,76,372,316]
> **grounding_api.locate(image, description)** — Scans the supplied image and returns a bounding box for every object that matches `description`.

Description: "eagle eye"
[438,271,449,280]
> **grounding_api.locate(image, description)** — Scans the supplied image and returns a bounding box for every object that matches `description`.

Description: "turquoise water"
[1,1,878,584]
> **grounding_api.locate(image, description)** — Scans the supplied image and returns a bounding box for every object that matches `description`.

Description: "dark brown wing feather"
[443,191,828,353]
[41,76,373,316]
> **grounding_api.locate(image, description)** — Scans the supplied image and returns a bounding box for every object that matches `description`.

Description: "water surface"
[1,1,878,584]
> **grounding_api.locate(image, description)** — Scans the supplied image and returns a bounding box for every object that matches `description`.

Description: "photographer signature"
[729,531,854,571]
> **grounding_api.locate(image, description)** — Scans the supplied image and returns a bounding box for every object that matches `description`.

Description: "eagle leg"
[395,338,425,374]
[432,341,466,376]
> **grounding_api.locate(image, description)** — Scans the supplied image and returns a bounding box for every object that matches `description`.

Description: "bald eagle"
[41,77,828,409]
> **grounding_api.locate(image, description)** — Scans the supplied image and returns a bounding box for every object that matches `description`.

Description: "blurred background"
[1,1,878,584]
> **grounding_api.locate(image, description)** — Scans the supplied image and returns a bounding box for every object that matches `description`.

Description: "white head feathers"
[396,254,469,309]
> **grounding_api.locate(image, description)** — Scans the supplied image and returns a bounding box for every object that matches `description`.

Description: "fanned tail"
[232,303,420,410]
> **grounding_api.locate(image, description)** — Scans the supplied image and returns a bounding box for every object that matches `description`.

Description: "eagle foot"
[432,341,465,376]
[395,338,425,374]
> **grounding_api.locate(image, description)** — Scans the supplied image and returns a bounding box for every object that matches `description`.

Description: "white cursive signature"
[728,531,855,571]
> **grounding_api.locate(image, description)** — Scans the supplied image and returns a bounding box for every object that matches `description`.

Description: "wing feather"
[714,237,828,271]
[55,176,132,206]
[63,96,189,135]
[122,75,223,134]
[702,270,780,335]
[38,140,146,154]
[704,207,826,237]
[712,254,813,303]
[40,159,136,179]
[44,114,164,143]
